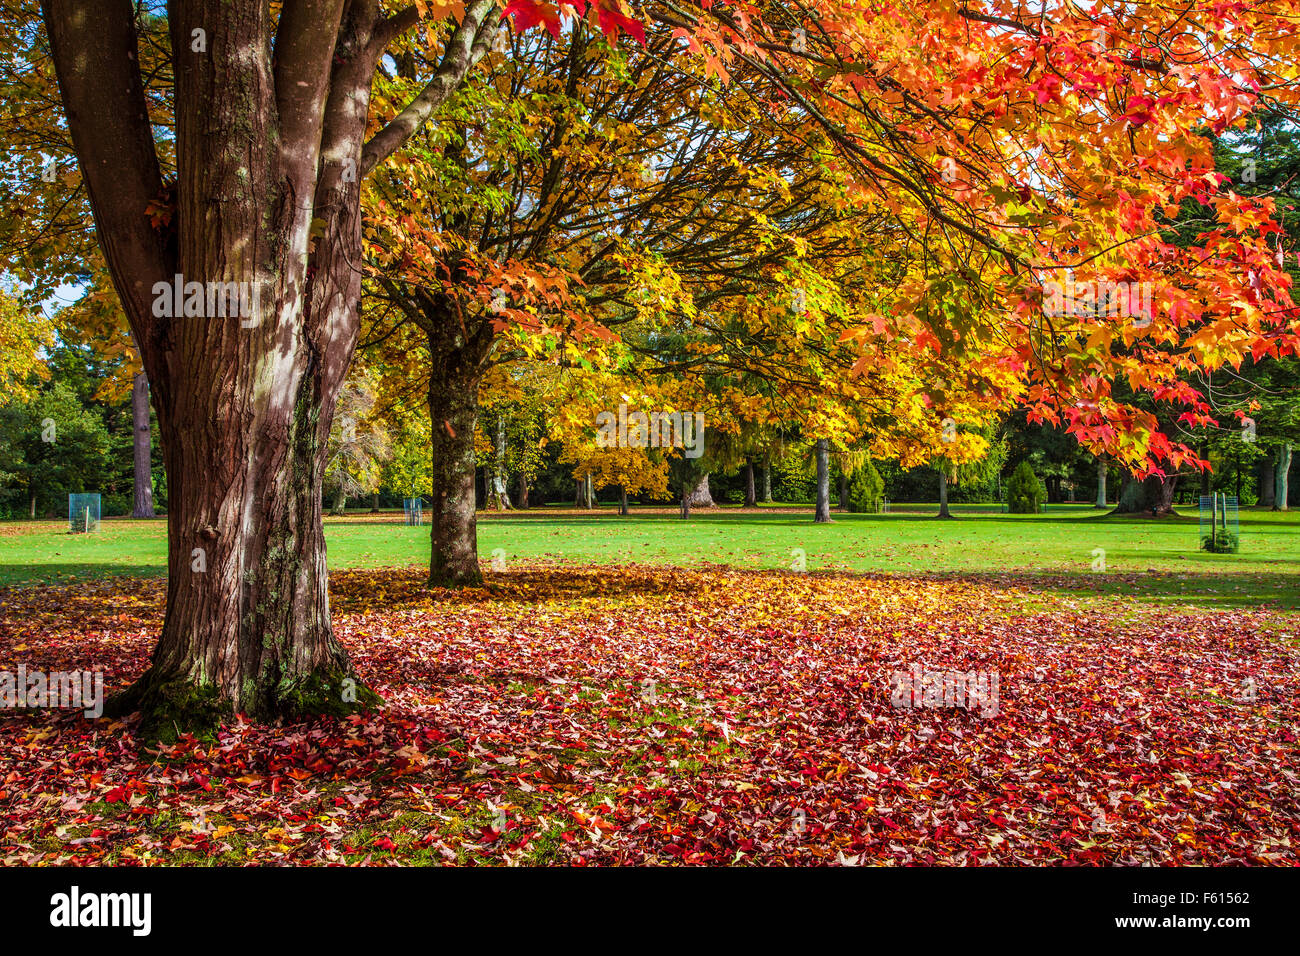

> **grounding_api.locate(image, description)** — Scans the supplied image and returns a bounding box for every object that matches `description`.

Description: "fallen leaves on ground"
[1,564,1297,865]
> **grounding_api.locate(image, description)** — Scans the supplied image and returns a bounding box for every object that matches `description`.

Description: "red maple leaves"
[2,565,1297,865]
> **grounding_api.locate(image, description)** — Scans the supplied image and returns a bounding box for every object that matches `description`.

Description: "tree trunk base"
[107,664,381,743]
[427,563,485,589]
[1108,507,1179,518]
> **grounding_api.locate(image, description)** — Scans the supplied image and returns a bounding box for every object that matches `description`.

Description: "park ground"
[1,506,1298,864]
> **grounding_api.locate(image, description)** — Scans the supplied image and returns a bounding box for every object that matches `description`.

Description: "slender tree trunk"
[131,371,155,518]
[517,471,529,509]
[744,461,756,507]
[574,477,584,507]
[761,455,773,503]
[331,482,347,516]
[370,491,380,513]
[492,415,512,510]
[936,468,952,519]
[1094,457,1107,508]
[1259,456,1276,508]
[619,485,629,515]
[423,303,492,588]
[814,439,832,523]
[29,489,36,520]
[838,471,848,510]
[1275,443,1293,511]
[680,484,691,519]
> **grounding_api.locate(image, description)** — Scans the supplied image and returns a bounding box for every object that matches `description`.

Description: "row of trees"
[3,1,1299,734]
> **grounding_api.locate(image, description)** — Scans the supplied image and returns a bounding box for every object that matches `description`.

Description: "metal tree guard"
[403,496,423,526]
[1199,494,1239,553]
[68,493,101,533]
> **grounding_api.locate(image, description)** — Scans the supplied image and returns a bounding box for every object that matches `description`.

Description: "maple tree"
[0,288,53,402]
[5,0,1299,738]
[17,0,645,733]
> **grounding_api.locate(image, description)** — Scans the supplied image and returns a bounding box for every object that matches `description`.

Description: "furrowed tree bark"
[44,0,497,737]
[131,371,155,518]
[814,439,832,523]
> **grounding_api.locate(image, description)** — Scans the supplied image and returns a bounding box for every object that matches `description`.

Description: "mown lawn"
[2,503,1298,609]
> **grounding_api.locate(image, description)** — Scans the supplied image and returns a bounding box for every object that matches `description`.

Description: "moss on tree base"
[106,666,383,744]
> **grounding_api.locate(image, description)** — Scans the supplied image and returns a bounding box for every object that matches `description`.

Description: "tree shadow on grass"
[896,567,1300,611]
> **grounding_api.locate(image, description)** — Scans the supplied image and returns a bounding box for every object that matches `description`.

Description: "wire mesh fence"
[403,497,424,526]
[1199,494,1239,553]
[68,493,101,533]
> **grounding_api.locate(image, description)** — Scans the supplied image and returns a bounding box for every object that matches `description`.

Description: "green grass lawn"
[2,502,1298,610]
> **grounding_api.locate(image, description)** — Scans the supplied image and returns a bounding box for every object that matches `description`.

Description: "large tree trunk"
[370,491,380,513]
[1094,457,1107,508]
[838,470,848,510]
[814,439,832,523]
[744,461,756,507]
[619,485,629,516]
[936,468,953,519]
[1275,443,1293,511]
[761,455,773,503]
[45,0,499,736]
[688,473,715,508]
[131,371,155,518]
[517,471,529,509]
[331,482,347,516]
[1114,473,1180,516]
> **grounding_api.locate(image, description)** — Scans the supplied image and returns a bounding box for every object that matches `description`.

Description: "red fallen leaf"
[372,837,397,851]
[104,786,127,803]
[3,564,1299,866]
